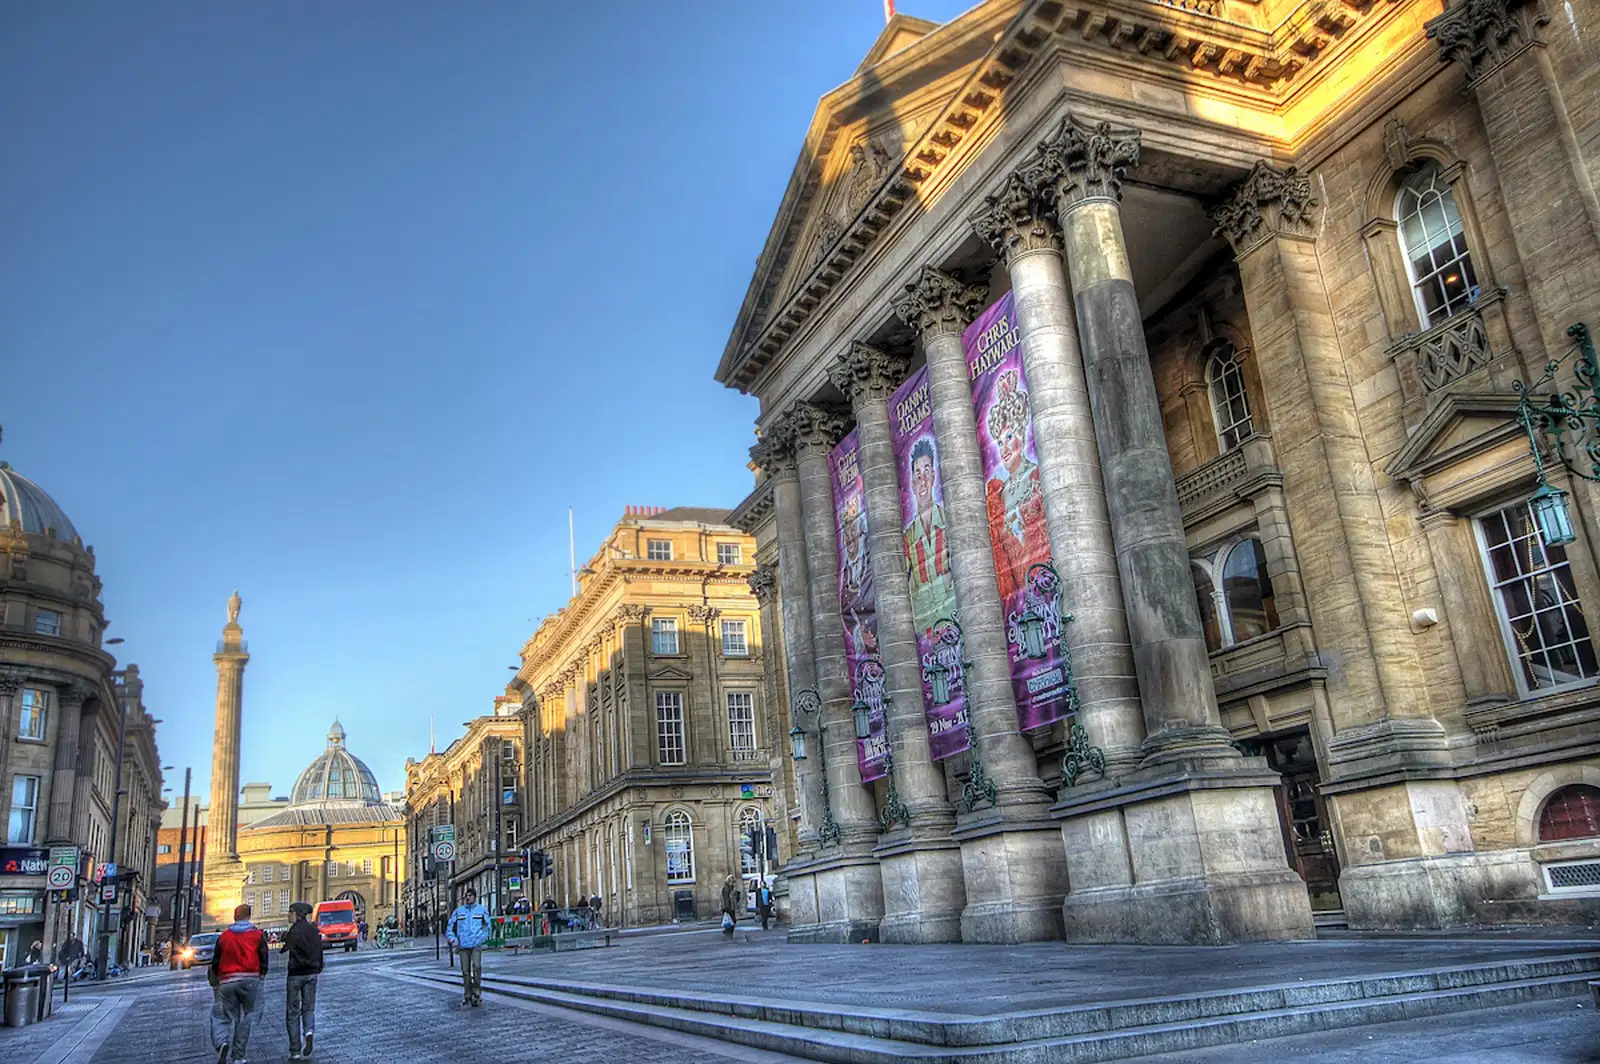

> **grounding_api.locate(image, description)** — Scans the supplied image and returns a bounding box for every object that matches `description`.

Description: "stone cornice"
[728,478,775,535]
[893,265,989,343]
[1210,159,1320,258]
[716,0,1400,395]
[1426,0,1548,84]
[828,341,913,411]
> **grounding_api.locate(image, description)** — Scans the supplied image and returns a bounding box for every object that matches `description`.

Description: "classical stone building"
[506,507,777,926]
[403,711,522,925]
[718,4,1600,942]
[197,595,405,928]
[0,463,166,966]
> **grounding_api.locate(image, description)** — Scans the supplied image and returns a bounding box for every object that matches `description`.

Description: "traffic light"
[740,830,758,864]
[540,852,554,879]
[765,825,778,865]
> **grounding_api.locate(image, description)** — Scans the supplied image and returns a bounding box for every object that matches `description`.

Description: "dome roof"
[0,465,80,543]
[287,721,383,806]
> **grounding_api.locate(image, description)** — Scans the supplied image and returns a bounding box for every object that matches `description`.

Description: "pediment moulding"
[718,0,1394,395]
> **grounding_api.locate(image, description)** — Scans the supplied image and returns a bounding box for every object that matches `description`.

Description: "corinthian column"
[1039,115,1230,761]
[971,168,1144,776]
[750,425,826,849]
[788,401,881,848]
[895,266,1067,944]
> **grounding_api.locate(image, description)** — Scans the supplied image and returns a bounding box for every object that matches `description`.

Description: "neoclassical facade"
[718,3,1600,942]
[0,464,166,966]
[507,507,778,926]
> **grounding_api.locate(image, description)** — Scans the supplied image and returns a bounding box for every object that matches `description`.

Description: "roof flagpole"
[884,0,895,22]
[569,506,578,596]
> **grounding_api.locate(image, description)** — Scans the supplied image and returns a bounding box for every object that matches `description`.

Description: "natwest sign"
[0,847,50,877]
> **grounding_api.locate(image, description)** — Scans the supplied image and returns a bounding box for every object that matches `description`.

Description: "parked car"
[180,932,221,970]
[313,899,359,952]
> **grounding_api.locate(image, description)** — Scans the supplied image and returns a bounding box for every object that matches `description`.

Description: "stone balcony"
[1386,290,1518,412]
[1174,432,1281,525]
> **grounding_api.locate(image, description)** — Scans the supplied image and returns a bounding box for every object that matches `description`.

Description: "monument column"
[829,341,966,943]
[970,169,1145,775]
[894,266,1067,943]
[203,591,249,924]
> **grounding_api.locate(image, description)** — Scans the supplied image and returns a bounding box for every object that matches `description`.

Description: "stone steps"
[422,952,1600,1063]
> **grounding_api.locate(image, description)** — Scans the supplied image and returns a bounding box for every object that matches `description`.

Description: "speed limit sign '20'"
[433,840,456,862]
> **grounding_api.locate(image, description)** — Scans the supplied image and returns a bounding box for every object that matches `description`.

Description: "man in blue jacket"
[445,887,491,1007]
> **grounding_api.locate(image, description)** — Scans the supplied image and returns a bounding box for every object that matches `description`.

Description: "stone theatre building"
[718,2,1600,942]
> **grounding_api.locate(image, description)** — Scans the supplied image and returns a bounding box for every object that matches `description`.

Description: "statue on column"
[227,590,242,624]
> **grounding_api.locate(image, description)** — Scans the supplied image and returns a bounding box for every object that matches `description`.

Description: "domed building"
[228,721,406,928]
[0,461,166,967]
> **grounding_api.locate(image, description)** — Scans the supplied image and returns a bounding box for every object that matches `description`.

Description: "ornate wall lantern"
[1516,323,1596,549]
[1530,483,1577,547]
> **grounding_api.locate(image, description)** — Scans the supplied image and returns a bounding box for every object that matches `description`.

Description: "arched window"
[663,810,694,884]
[1223,538,1279,642]
[1396,163,1479,327]
[737,806,762,876]
[1205,344,1253,453]
[1193,563,1223,653]
[1538,785,1600,842]
[1191,536,1279,650]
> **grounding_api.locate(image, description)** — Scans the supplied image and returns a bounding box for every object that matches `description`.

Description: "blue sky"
[1,1,975,801]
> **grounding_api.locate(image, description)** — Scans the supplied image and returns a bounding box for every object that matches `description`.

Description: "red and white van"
[313,899,359,952]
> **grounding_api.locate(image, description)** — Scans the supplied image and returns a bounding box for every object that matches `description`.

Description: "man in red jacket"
[208,903,269,1064]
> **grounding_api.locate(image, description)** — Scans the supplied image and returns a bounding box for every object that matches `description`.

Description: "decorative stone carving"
[1389,304,1497,392]
[892,265,989,342]
[970,169,1063,263]
[687,604,720,625]
[786,402,849,458]
[1427,0,1548,83]
[845,140,892,213]
[617,603,651,623]
[58,679,94,707]
[811,216,844,268]
[0,669,23,695]
[1030,114,1142,213]
[1211,160,1321,258]
[749,418,799,478]
[827,341,911,409]
[746,563,778,605]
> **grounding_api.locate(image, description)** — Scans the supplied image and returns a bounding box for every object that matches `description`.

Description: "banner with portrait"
[831,428,888,783]
[964,292,1073,731]
[888,366,971,760]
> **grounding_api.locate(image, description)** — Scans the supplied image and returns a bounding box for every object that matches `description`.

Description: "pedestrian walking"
[357,918,368,944]
[208,903,269,1064]
[589,893,602,929]
[720,875,743,939]
[24,940,42,963]
[445,887,491,1007]
[281,902,322,1061]
[59,934,84,976]
[755,881,773,931]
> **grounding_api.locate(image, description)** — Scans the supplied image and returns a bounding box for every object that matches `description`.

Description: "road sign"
[100,882,117,903]
[48,846,78,889]
[432,824,455,843]
[433,840,456,862]
[508,876,522,891]
[100,862,117,881]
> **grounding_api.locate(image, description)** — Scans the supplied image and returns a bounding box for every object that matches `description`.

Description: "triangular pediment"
[648,664,693,682]
[1385,392,1527,482]
[857,14,940,74]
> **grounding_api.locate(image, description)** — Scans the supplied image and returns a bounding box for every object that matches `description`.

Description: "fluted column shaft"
[791,403,882,845]
[47,684,87,842]
[1043,117,1228,754]
[753,432,827,846]
[972,180,1146,774]
[831,344,956,831]
[895,268,1053,809]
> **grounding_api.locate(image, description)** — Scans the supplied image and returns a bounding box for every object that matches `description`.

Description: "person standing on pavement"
[282,902,322,1061]
[208,903,269,1064]
[720,875,743,939]
[755,881,773,931]
[445,887,491,1007]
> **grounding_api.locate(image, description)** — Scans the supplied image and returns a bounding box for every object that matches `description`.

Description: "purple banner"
[831,429,888,783]
[888,367,971,760]
[964,292,1072,731]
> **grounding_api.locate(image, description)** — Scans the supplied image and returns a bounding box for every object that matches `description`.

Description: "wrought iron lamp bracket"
[1515,323,1600,483]
[1061,723,1107,789]
[961,749,999,812]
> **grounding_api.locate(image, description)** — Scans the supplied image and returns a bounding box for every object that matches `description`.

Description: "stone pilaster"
[46,680,90,843]
[895,265,1067,943]
[1032,116,1312,944]
[971,168,1145,777]
[0,670,21,798]
[830,341,966,943]
[1427,0,1600,345]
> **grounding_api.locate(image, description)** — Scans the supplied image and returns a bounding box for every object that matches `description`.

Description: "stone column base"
[1053,760,1316,945]
[783,852,884,944]
[953,813,1069,943]
[874,833,966,943]
[1338,849,1574,930]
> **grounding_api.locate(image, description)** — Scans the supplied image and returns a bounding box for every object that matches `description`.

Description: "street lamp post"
[169,768,191,963]
[96,670,131,980]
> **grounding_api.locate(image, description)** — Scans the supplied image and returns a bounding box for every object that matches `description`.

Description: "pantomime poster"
[831,429,889,783]
[888,366,971,759]
[964,292,1073,731]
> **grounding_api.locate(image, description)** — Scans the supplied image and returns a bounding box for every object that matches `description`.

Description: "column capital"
[616,603,651,622]
[746,563,778,605]
[1210,160,1320,259]
[893,265,989,342]
[1033,113,1141,215]
[686,604,720,625]
[749,419,799,478]
[57,679,95,708]
[786,401,849,458]
[828,341,912,411]
[0,669,23,695]
[970,170,1062,264]
[1427,0,1548,83]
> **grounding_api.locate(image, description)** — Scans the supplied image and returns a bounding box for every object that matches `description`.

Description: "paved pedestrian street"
[3,936,1597,1064]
